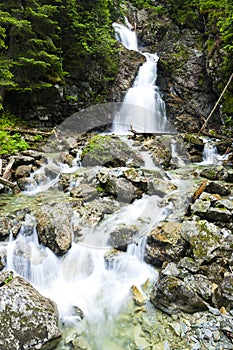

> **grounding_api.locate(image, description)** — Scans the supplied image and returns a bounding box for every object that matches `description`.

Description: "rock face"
[124,1,222,133]
[0,271,61,350]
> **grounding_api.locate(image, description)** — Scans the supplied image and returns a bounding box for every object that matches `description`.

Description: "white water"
[112,22,138,51]
[112,22,167,134]
[4,212,157,349]
[24,152,81,195]
[201,140,218,165]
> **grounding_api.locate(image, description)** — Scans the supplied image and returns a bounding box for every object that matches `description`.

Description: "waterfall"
[112,22,138,51]
[112,22,167,134]
[202,140,218,165]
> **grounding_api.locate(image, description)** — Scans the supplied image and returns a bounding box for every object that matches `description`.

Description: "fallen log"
[201,130,232,141]
[0,177,16,188]
[190,180,208,204]
[2,127,52,136]
[2,157,15,180]
[129,125,177,137]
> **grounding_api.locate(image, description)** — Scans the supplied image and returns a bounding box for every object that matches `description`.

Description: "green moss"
[81,135,106,158]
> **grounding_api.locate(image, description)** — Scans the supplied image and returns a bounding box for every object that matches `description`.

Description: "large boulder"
[151,275,208,315]
[145,222,188,267]
[0,271,61,350]
[81,135,144,168]
[35,203,73,255]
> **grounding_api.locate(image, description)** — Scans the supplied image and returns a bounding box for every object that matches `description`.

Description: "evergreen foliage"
[0,0,121,109]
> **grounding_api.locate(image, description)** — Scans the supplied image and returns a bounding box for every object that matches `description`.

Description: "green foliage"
[129,0,156,10]
[0,0,121,108]
[0,112,29,154]
[0,131,29,155]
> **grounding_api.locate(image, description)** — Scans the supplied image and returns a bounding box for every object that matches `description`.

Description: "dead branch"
[0,177,16,188]
[191,180,208,204]
[2,157,15,180]
[2,127,52,136]
[198,72,233,136]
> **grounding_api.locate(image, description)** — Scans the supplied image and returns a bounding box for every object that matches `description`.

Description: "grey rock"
[0,271,61,350]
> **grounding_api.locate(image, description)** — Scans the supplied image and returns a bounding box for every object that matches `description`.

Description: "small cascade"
[6,214,58,288]
[24,152,81,196]
[112,21,167,134]
[202,140,218,165]
[4,215,157,349]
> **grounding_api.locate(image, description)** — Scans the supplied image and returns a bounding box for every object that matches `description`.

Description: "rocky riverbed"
[0,131,233,349]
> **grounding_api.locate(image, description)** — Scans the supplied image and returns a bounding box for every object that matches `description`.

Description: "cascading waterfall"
[4,213,157,349]
[1,18,182,350]
[112,22,167,134]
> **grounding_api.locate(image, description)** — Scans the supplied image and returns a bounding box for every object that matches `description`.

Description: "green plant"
[0,130,29,154]
[34,134,43,141]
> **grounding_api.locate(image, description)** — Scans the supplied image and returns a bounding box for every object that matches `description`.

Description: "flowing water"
[112,22,167,134]
[0,19,187,350]
[201,139,218,165]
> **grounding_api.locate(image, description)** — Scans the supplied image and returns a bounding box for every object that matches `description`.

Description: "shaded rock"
[212,274,233,310]
[145,222,188,267]
[151,275,208,314]
[206,207,232,223]
[205,181,230,196]
[0,271,61,350]
[13,155,35,167]
[36,203,73,255]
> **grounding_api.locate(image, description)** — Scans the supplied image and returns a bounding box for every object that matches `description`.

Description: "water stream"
[112,22,167,134]
[0,19,186,350]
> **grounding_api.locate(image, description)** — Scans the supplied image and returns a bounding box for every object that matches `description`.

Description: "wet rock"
[123,168,148,191]
[22,149,43,160]
[0,271,61,349]
[36,203,73,255]
[151,275,208,314]
[143,138,172,168]
[0,216,21,241]
[131,285,147,306]
[70,183,99,202]
[105,177,141,203]
[109,224,138,248]
[17,177,37,191]
[148,178,177,197]
[15,165,32,179]
[145,222,188,267]
[81,135,144,168]
[200,166,230,182]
